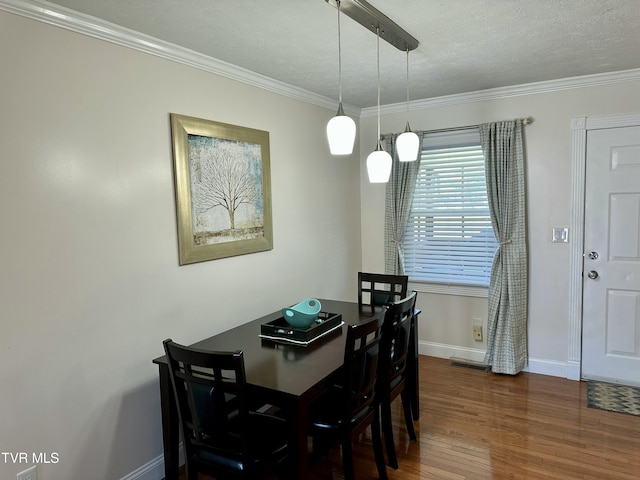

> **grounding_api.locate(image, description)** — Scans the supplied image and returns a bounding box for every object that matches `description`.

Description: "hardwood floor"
[187,355,640,480]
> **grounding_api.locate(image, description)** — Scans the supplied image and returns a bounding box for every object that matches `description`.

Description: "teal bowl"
[282,298,322,329]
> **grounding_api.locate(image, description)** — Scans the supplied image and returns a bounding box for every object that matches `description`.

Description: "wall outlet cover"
[17,465,37,480]
[473,324,483,341]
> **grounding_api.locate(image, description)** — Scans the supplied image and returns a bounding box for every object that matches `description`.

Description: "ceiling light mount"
[325,0,419,52]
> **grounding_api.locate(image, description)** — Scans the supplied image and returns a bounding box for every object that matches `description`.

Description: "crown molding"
[361,68,640,117]
[4,0,639,120]
[0,0,362,117]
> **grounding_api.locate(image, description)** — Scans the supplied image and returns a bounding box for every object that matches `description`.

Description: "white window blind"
[403,129,498,286]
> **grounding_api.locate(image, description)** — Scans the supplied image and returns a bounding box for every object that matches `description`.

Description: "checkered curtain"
[480,120,528,375]
[383,133,422,275]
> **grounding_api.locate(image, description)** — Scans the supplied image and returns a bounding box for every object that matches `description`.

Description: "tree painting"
[188,134,264,245]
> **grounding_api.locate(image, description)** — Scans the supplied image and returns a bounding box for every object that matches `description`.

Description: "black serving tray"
[260,311,343,345]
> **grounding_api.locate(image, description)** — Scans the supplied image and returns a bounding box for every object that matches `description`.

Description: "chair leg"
[380,401,398,469]
[280,456,297,480]
[372,409,388,480]
[401,390,417,441]
[186,464,198,480]
[310,436,331,462]
[341,440,355,480]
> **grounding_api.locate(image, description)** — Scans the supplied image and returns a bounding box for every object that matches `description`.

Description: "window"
[403,129,498,286]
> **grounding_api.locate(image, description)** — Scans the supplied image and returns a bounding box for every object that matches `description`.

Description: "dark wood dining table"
[153,298,419,480]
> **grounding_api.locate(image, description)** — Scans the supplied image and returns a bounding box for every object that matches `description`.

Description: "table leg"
[158,363,180,480]
[291,399,310,480]
[408,313,420,420]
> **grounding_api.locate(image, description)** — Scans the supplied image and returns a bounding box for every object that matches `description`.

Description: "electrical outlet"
[473,325,483,341]
[17,465,37,480]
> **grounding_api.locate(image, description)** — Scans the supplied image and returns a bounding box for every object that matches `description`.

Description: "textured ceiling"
[39,0,640,108]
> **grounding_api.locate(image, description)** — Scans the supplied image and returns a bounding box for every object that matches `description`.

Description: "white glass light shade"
[327,110,356,155]
[396,128,419,162]
[367,143,392,183]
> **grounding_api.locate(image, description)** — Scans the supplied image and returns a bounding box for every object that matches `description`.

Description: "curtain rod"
[422,117,533,135]
[382,117,532,139]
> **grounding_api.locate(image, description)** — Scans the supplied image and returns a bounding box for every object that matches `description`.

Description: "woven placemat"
[587,380,640,416]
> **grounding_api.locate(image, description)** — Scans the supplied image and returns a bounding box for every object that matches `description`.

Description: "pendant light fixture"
[366,27,392,183]
[326,0,356,155]
[396,48,419,162]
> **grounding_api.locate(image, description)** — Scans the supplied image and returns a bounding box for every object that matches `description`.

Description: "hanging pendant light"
[327,0,356,155]
[367,27,392,183]
[396,48,419,162]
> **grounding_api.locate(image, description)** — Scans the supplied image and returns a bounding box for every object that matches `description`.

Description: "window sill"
[409,281,489,298]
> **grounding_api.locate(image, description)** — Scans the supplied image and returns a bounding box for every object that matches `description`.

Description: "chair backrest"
[377,291,417,395]
[163,339,250,463]
[358,272,408,313]
[341,316,383,427]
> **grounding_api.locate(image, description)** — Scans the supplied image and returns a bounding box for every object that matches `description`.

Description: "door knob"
[587,270,599,279]
[588,251,599,260]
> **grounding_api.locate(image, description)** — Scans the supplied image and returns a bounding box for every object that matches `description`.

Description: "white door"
[582,125,640,385]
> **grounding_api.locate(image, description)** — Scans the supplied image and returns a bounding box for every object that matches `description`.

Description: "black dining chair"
[358,272,408,313]
[307,317,388,480]
[377,291,418,469]
[162,339,291,480]
[358,272,419,423]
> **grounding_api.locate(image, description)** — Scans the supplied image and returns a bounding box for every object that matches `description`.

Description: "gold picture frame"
[170,114,273,265]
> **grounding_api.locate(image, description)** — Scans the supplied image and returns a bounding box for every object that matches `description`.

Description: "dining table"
[152,298,420,480]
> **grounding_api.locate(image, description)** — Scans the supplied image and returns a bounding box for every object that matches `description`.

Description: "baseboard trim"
[119,455,164,480]
[566,360,581,381]
[120,444,184,480]
[419,341,577,380]
[419,341,486,363]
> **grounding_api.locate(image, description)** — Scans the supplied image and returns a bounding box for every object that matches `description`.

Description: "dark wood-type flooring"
[180,355,640,480]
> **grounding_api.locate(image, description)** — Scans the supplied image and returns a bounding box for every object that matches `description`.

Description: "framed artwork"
[170,113,273,265]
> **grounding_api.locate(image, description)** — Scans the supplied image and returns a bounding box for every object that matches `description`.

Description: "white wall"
[359,79,640,374]
[0,11,362,480]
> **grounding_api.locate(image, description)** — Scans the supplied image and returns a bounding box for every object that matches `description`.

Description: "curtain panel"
[383,133,421,275]
[480,120,528,375]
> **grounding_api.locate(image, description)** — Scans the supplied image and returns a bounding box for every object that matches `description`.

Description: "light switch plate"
[552,227,569,243]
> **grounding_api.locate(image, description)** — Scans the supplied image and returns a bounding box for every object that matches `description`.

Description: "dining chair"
[358,272,408,313]
[307,317,388,480]
[162,339,291,480]
[377,291,418,469]
[358,272,419,424]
